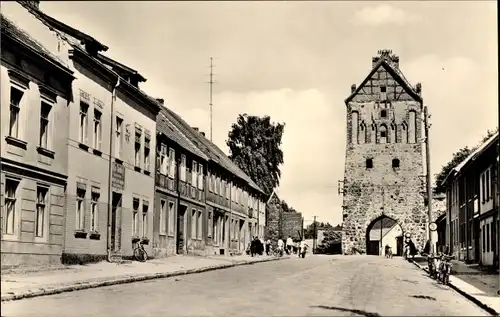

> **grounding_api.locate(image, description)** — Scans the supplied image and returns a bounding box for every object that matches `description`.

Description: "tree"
[227,114,285,195]
[315,227,342,254]
[433,127,498,194]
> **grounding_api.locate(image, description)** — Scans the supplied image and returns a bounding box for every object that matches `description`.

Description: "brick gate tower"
[341,50,428,255]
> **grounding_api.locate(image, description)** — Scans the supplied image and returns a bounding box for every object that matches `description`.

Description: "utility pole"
[208,57,214,142]
[424,105,434,254]
[313,216,317,254]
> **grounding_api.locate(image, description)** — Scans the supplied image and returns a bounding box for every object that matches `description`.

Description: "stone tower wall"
[342,53,428,255]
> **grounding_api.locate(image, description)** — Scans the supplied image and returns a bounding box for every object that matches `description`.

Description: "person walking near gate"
[286,236,293,255]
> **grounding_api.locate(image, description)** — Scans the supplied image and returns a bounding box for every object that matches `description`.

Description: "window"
[115,117,123,157]
[380,86,386,93]
[132,198,139,237]
[481,173,486,203]
[379,125,387,144]
[168,201,175,235]
[35,186,48,237]
[366,158,373,169]
[208,171,212,192]
[144,135,151,171]
[214,176,219,195]
[160,145,168,175]
[392,158,400,168]
[142,202,149,238]
[486,169,491,201]
[160,199,167,235]
[4,179,19,235]
[168,148,176,178]
[208,212,213,237]
[381,110,387,118]
[180,155,187,181]
[9,87,23,138]
[76,188,85,230]
[191,209,197,239]
[226,181,230,199]
[79,102,89,144]
[135,129,142,167]
[197,211,203,239]
[90,192,99,232]
[93,109,102,150]
[198,164,204,190]
[219,178,224,196]
[39,102,51,149]
[191,161,198,186]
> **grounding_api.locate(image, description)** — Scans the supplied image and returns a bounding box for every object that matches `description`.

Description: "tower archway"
[365,215,404,256]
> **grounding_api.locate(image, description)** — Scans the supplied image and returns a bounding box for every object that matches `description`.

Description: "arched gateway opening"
[366,216,404,256]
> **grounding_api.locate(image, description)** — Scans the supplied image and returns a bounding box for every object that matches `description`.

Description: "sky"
[27,1,499,225]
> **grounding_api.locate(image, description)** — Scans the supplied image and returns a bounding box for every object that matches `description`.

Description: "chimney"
[351,84,356,93]
[156,98,164,106]
[192,127,199,131]
[200,132,206,137]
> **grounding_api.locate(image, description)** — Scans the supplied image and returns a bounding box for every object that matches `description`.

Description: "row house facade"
[0,13,75,267]
[155,107,267,256]
[442,132,499,268]
[1,1,161,265]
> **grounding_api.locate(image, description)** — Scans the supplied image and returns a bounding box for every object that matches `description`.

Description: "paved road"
[2,255,489,316]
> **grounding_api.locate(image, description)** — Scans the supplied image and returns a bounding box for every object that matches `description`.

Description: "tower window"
[392,158,400,168]
[366,158,373,169]
[381,130,386,138]
[381,110,387,118]
[380,86,386,93]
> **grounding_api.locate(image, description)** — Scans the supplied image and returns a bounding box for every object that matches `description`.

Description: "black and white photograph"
[0,1,498,316]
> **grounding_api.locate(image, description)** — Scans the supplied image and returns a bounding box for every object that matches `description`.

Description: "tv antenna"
[208,57,218,142]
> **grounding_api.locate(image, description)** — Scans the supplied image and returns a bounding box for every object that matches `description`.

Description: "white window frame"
[79,102,89,144]
[191,209,197,239]
[142,202,149,238]
[208,171,213,192]
[198,164,204,190]
[4,178,20,238]
[35,185,49,238]
[191,161,198,186]
[93,109,102,150]
[197,210,203,239]
[168,201,175,236]
[144,135,151,172]
[168,148,176,178]
[135,128,142,168]
[9,86,24,139]
[208,211,213,238]
[160,199,167,235]
[180,155,187,182]
[132,198,140,237]
[76,188,86,231]
[39,101,52,149]
[90,191,99,232]
[160,145,168,175]
[115,116,123,158]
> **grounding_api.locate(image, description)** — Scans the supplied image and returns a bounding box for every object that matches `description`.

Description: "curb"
[409,259,499,316]
[1,256,288,302]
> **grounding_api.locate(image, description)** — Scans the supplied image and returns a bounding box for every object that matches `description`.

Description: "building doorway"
[366,216,403,256]
[176,205,187,254]
[110,192,122,252]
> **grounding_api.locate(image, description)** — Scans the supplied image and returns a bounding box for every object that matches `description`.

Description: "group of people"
[247,235,309,257]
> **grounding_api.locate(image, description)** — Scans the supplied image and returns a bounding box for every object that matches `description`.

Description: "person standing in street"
[286,236,293,255]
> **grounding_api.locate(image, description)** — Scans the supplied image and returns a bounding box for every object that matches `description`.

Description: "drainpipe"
[229,176,233,255]
[107,78,120,262]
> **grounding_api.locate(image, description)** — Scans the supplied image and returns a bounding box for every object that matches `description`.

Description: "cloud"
[353,4,419,26]
[170,88,346,225]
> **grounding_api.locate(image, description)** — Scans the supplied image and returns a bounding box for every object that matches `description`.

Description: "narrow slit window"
[392,158,400,168]
[366,158,373,169]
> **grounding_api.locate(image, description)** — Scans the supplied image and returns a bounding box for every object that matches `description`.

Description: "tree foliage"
[226,114,285,195]
[303,221,339,239]
[434,128,498,194]
[315,227,343,254]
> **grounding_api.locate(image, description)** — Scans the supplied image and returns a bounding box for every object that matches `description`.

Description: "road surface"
[1,255,489,316]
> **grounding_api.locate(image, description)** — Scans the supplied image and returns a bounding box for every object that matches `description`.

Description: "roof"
[345,53,422,104]
[0,13,70,72]
[21,2,108,52]
[162,106,265,195]
[157,109,208,161]
[97,53,147,83]
[441,132,499,186]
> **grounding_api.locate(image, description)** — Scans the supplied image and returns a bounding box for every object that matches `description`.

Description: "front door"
[176,205,186,254]
[110,192,122,252]
[396,236,404,256]
[480,217,494,266]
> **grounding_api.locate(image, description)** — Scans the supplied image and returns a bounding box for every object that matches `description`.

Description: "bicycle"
[133,239,148,262]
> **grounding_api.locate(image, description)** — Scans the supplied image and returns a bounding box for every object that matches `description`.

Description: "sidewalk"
[410,256,499,315]
[1,254,288,302]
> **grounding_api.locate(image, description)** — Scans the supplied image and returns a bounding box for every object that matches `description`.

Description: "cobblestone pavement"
[1,255,490,316]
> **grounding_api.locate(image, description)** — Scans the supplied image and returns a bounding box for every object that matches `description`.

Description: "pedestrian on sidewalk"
[277,238,284,256]
[286,236,293,255]
[265,239,271,255]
